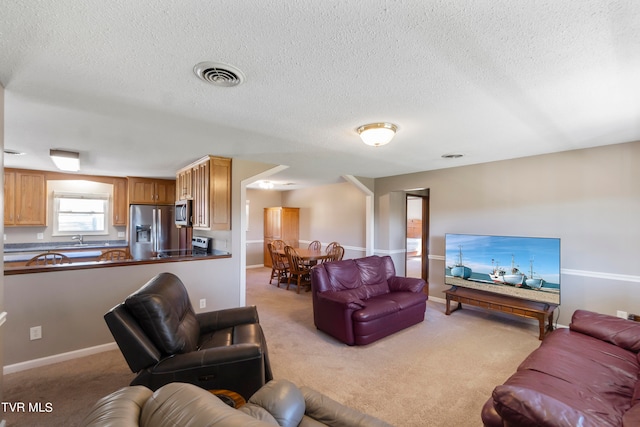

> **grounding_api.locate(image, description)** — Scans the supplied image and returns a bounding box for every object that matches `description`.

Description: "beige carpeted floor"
[2,267,542,426]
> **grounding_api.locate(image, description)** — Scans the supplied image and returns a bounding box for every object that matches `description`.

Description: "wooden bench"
[444,285,558,340]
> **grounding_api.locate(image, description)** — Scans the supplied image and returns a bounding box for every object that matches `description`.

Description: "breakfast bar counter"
[4,250,231,275]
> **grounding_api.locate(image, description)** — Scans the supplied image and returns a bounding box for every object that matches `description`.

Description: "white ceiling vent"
[193,62,245,87]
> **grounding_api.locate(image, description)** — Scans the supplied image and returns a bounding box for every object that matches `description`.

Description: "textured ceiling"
[2,1,640,189]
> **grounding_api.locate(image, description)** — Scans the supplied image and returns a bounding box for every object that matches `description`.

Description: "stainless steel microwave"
[175,199,192,226]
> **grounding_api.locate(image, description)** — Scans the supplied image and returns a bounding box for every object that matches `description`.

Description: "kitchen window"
[53,192,109,235]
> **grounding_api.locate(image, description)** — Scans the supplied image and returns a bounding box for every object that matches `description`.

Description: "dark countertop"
[4,240,129,262]
[4,240,128,253]
[4,250,232,275]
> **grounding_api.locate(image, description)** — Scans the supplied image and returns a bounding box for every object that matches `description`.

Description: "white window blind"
[53,192,109,235]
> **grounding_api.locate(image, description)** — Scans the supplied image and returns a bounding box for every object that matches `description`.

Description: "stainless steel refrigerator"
[129,204,180,259]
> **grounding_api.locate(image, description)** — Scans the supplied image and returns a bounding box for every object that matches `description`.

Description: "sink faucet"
[72,234,84,244]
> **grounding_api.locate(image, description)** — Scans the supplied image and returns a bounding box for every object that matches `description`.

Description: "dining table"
[275,247,330,263]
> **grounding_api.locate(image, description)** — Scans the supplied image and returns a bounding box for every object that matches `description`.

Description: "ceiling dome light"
[258,180,274,190]
[356,123,398,147]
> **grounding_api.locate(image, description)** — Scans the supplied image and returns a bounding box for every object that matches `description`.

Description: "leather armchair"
[104,272,273,399]
[82,380,393,427]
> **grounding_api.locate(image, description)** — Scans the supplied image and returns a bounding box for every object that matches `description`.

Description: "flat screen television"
[444,233,560,305]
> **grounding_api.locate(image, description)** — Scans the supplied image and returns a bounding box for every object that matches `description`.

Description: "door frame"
[405,190,429,281]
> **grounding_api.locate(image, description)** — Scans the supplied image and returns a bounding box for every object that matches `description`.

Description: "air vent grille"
[4,149,26,156]
[194,62,245,87]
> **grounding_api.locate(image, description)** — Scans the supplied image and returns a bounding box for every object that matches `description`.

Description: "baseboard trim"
[3,342,118,375]
[246,264,265,269]
[429,296,446,305]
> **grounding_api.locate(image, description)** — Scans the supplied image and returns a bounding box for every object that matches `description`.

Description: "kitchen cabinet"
[4,170,46,226]
[176,168,193,200]
[112,178,128,225]
[128,177,176,205]
[264,207,299,267]
[176,156,231,230]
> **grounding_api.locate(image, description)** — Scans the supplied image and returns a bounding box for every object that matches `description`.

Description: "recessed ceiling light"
[442,153,463,159]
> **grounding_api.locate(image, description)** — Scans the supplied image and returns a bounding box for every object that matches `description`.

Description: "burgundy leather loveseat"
[310,255,428,345]
[482,309,640,427]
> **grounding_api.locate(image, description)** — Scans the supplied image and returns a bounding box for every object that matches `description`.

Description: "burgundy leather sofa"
[310,255,428,345]
[482,309,640,427]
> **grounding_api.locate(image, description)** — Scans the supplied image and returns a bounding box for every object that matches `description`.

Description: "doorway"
[405,190,429,280]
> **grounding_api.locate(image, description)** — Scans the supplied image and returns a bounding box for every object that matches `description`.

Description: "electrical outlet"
[117,231,125,238]
[199,299,206,309]
[30,326,42,340]
[616,310,628,319]
[36,233,44,240]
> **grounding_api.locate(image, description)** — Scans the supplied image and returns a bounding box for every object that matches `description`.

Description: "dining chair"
[270,240,286,251]
[26,252,72,266]
[284,246,311,294]
[308,240,321,251]
[304,240,322,268]
[322,242,343,263]
[267,242,289,286]
[325,241,340,254]
[327,245,345,262]
[99,249,132,261]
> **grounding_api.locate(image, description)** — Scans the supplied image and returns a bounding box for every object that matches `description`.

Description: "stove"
[192,236,213,255]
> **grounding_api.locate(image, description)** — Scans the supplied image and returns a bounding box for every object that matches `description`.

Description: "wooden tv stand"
[444,286,557,340]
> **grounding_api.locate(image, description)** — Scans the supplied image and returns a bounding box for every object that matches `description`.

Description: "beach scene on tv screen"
[445,234,560,305]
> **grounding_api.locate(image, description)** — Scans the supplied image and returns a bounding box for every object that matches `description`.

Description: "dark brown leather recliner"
[104,272,273,399]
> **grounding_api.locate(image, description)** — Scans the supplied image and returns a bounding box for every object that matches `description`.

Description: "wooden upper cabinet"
[209,157,231,230]
[4,170,46,226]
[154,180,175,204]
[112,178,128,226]
[128,177,176,204]
[176,155,231,230]
[176,168,193,200]
[4,171,16,225]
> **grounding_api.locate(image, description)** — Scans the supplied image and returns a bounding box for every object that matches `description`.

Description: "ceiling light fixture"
[356,123,398,147]
[258,180,274,190]
[50,149,80,172]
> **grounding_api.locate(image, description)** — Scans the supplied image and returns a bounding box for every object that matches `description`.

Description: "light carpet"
[2,267,542,426]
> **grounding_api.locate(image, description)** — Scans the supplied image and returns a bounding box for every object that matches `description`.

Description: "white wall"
[245,189,283,266]
[245,181,369,265]
[1,83,6,401]
[375,141,640,325]
[282,181,367,259]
